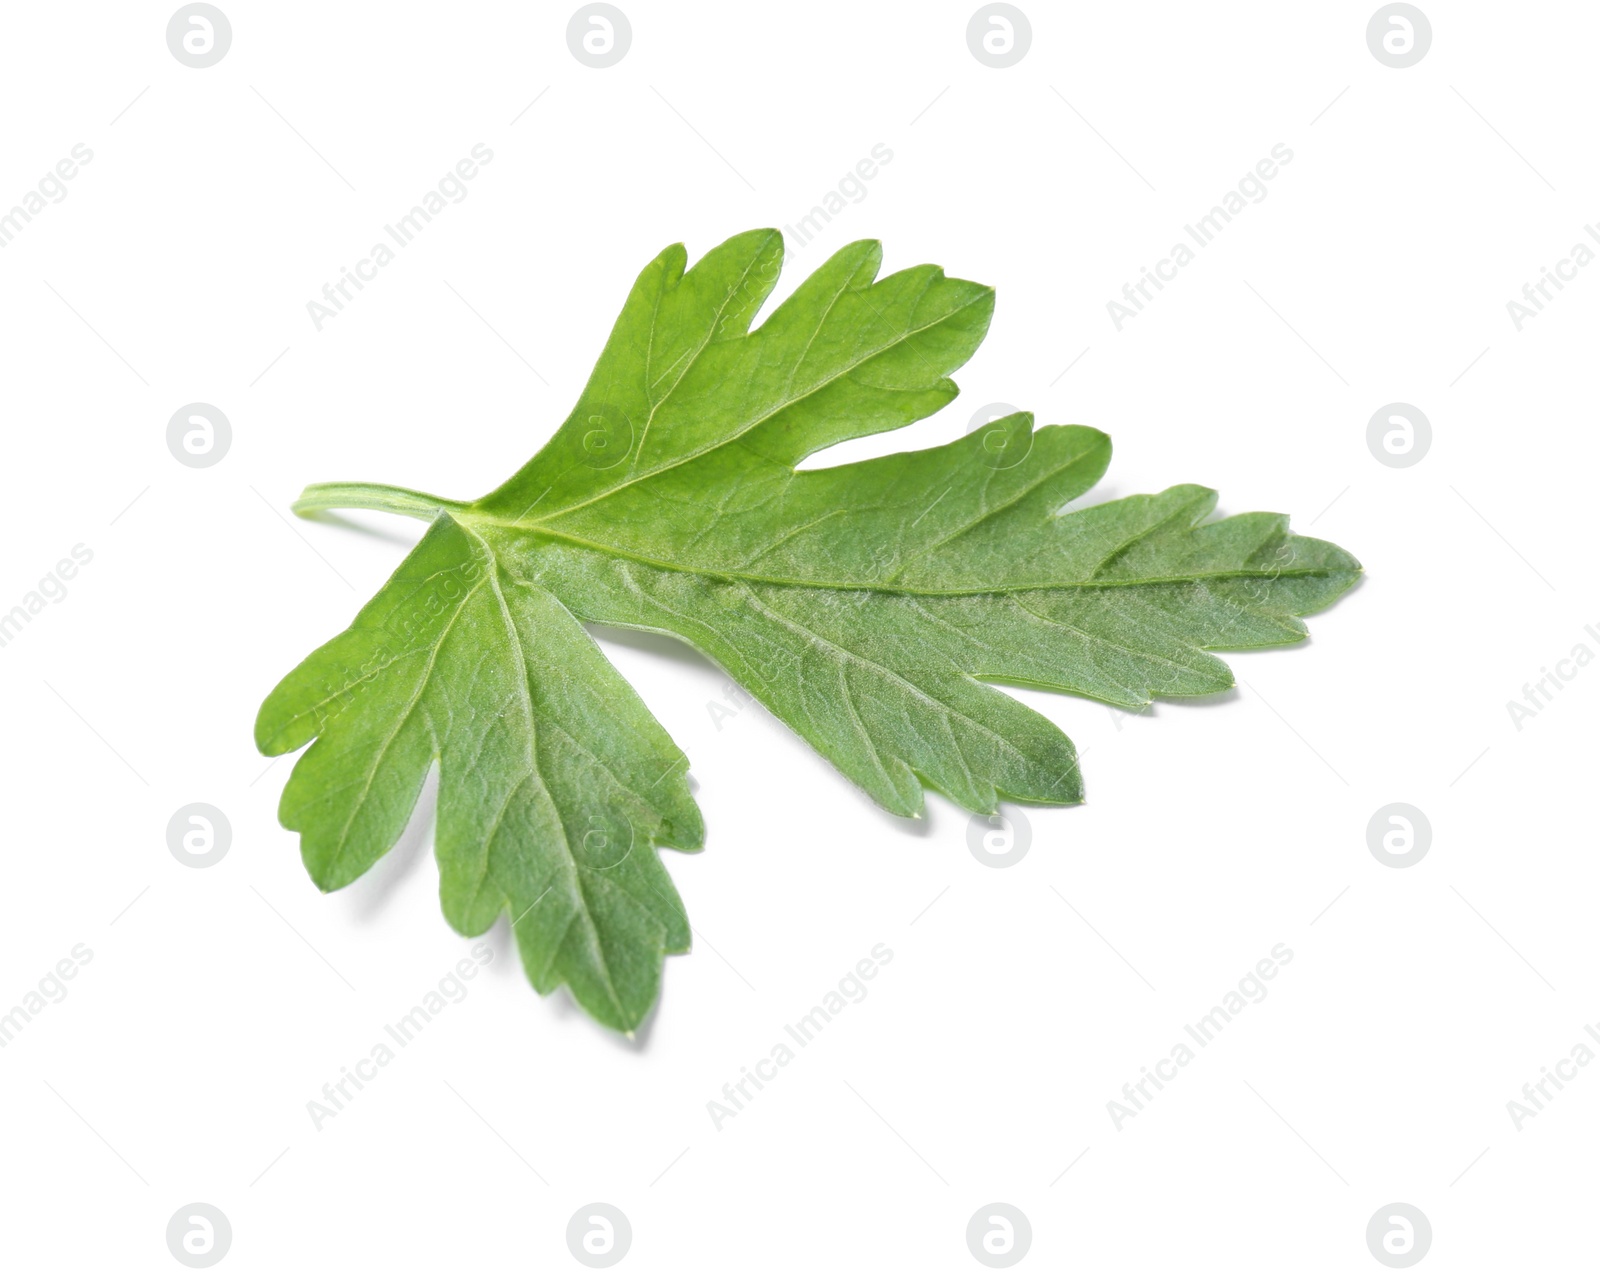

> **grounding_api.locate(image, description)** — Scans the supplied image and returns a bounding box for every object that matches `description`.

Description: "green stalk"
[291,482,470,522]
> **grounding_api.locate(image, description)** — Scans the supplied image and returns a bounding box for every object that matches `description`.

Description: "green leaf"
[259,229,1360,1032]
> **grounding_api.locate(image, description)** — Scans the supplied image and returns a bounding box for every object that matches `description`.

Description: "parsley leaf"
[257,230,1359,1032]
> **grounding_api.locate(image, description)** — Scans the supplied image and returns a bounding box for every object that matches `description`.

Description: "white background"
[1,1,1594,1268]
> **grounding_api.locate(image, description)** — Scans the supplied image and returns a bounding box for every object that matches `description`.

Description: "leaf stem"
[292,482,470,522]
